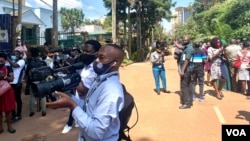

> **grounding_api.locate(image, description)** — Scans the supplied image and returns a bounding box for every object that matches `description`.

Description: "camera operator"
[70,47,82,63]
[47,44,125,141]
[7,50,25,123]
[41,50,53,69]
[25,48,47,117]
[61,40,101,134]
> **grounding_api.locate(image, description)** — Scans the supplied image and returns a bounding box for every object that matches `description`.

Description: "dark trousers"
[180,71,193,106]
[192,68,205,96]
[11,83,23,117]
[67,110,74,126]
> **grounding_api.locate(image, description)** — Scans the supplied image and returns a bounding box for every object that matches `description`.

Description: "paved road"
[1,55,250,141]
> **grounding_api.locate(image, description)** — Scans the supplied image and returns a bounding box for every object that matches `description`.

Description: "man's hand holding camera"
[46,91,77,110]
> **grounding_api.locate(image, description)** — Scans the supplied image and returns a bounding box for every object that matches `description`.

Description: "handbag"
[234,52,247,69]
[0,67,11,96]
[0,80,11,96]
[233,59,241,69]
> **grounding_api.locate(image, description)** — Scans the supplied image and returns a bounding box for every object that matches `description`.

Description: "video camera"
[30,62,84,98]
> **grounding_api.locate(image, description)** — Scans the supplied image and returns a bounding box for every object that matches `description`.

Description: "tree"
[84,19,101,25]
[103,0,175,61]
[175,0,250,43]
[102,16,112,31]
[60,8,84,32]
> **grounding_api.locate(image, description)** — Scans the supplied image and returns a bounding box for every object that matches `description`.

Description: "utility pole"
[11,0,16,50]
[53,0,58,47]
[17,0,22,38]
[128,6,131,56]
[112,0,116,43]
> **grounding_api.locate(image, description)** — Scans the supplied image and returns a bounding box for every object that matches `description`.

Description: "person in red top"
[0,53,16,134]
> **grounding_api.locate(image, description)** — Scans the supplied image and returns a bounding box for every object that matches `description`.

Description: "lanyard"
[83,73,118,112]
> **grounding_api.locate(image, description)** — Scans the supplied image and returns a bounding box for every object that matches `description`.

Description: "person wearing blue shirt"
[192,42,207,102]
[47,44,125,141]
[61,40,101,134]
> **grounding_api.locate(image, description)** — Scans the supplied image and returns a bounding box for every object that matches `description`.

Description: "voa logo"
[226,129,247,136]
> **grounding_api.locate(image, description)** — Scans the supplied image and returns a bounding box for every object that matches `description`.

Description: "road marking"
[213,106,226,124]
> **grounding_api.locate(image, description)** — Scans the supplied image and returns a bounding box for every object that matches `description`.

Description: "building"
[171,7,190,33]
[75,24,111,44]
[0,0,62,45]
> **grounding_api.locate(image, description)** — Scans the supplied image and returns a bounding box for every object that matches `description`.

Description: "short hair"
[85,40,101,52]
[105,43,125,59]
[14,50,23,55]
[30,47,40,58]
[194,42,200,48]
[242,41,250,48]
[72,47,81,53]
[0,53,7,60]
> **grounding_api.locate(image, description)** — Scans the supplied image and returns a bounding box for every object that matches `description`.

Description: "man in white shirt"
[7,50,26,122]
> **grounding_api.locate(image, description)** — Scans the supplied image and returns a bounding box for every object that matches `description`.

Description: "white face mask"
[11,55,17,61]
[17,41,21,46]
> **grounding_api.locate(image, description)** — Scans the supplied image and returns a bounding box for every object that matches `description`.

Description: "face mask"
[0,63,4,68]
[11,55,17,61]
[17,41,21,46]
[80,54,96,65]
[93,61,115,75]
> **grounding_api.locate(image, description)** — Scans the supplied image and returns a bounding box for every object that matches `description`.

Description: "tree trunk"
[53,0,58,47]
[112,0,117,43]
[128,6,132,57]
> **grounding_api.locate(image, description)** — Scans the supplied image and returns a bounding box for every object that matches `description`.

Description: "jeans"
[29,86,46,112]
[152,64,166,91]
[11,83,23,117]
[192,68,205,98]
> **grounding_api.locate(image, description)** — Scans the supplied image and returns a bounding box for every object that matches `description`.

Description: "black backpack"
[118,84,138,141]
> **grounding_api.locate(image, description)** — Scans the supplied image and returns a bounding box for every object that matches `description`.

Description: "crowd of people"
[0,38,126,141]
[171,36,250,109]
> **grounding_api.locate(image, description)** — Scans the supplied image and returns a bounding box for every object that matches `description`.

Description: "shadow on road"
[235,110,250,124]
[136,137,155,141]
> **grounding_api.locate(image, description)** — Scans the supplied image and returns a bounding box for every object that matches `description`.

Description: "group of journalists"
[0,39,126,141]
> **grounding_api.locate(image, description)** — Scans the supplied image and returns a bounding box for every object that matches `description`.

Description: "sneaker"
[29,112,35,117]
[62,125,72,134]
[199,97,205,102]
[41,111,46,117]
[74,122,79,128]
[193,97,196,101]
[12,116,22,123]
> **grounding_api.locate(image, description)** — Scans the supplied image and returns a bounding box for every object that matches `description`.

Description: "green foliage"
[102,16,112,31]
[233,25,250,41]
[174,0,250,42]
[60,8,84,32]
[122,58,133,65]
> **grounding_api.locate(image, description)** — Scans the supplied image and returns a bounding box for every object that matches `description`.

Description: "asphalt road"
[1,54,250,141]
